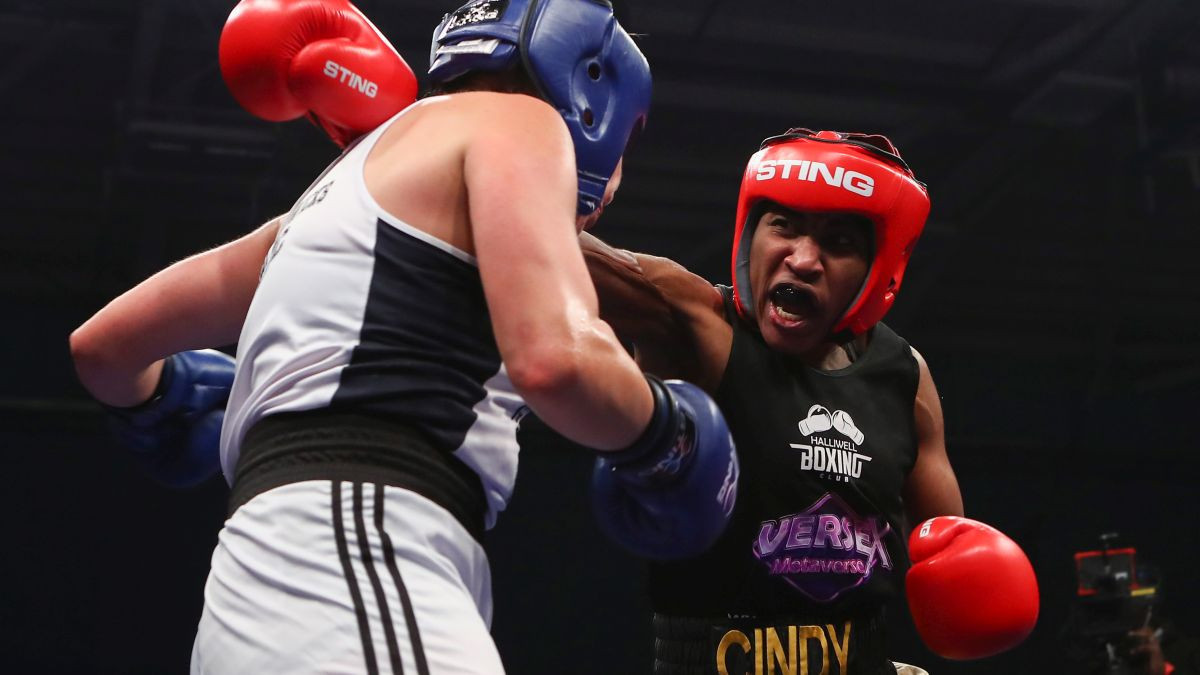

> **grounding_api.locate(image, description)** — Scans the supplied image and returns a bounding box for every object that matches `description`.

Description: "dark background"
[4,0,1199,672]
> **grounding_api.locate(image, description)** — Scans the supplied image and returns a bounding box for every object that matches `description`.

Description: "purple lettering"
[814,515,846,550]
[785,516,814,550]
[756,517,790,557]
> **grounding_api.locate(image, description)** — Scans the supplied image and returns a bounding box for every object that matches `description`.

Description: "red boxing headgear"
[730,129,930,340]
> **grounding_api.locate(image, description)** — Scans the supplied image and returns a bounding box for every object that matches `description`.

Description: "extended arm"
[70,218,280,406]
[579,232,731,392]
[468,98,740,559]
[902,347,964,525]
[467,97,654,451]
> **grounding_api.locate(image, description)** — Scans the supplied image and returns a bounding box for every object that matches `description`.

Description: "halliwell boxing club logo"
[750,404,892,602]
[791,404,870,483]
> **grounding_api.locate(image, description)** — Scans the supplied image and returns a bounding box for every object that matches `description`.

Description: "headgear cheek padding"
[429,0,651,215]
[730,129,930,340]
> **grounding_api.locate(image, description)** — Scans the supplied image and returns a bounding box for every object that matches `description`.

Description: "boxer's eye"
[823,221,870,257]
[825,233,857,252]
[766,216,794,232]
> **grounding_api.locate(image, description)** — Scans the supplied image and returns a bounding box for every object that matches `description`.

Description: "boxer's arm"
[579,232,730,392]
[902,347,964,524]
[70,218,280,407]
[468,96,652,451]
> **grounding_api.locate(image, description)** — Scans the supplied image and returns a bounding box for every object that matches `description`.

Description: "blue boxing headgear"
[429,0,651,215]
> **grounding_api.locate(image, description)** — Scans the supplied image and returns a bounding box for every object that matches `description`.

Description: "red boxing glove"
[906,516,1039,660]
[219,0,418,147]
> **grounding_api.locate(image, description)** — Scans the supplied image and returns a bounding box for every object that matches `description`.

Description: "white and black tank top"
[221,109,523,529]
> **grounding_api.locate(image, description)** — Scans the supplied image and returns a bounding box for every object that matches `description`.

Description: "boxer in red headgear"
[582,128,1038,674]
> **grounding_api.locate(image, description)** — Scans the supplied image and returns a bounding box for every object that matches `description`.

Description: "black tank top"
[649,286,919,673]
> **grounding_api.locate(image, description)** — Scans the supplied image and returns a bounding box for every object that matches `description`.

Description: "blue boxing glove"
[591,376,740,560]
[105,349,235,488]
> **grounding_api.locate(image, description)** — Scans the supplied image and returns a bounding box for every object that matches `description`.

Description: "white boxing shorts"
[190,481,504,674]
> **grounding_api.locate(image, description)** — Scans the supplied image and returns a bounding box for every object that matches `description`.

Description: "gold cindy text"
[715,621,851,675]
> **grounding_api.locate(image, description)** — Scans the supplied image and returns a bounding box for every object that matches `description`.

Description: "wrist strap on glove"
[103,356,176,422]
[603,375,694,484]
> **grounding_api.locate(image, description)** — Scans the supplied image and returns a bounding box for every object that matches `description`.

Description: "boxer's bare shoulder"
[374,91,566,156]
[364,91,573,256]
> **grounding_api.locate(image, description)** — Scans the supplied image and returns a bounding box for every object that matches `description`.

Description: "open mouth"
[768,284,819,323]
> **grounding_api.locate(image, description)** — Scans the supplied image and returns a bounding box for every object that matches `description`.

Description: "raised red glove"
[906,516,1039,660]
[218,0,418,147]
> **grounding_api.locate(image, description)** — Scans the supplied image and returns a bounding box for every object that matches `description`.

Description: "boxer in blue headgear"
[72,0,736,672]
[429,0,651,216]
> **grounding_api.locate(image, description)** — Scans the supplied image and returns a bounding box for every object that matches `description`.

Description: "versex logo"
[755,160,875,197]
[753,492,894,602]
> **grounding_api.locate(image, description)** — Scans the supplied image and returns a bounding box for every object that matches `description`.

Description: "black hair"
[424,63,540,99]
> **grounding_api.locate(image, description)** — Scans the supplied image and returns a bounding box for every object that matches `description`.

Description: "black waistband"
[653,610,892,675]
[230,409,487,542]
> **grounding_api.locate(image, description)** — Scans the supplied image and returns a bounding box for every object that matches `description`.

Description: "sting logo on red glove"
[219,0,418,147]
